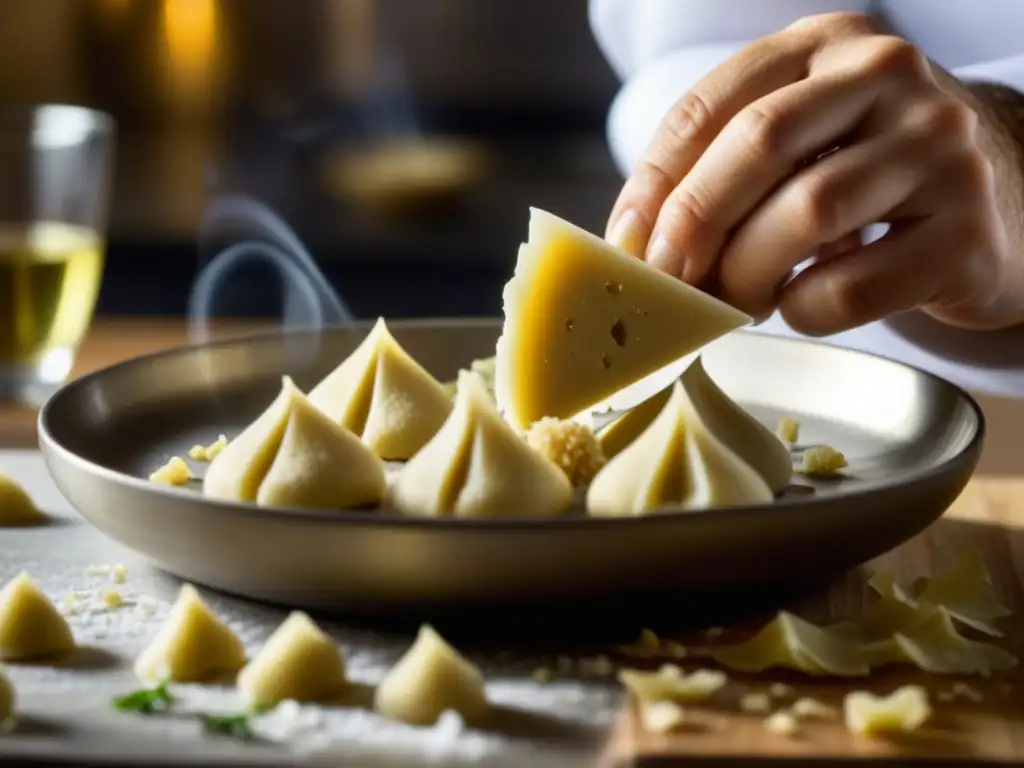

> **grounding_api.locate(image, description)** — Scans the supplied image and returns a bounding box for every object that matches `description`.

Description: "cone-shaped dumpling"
[238,612,347,706]
[374,624,489,726]
[587,378,773,516]
[0,473,47,527]
[308,318,452,459]
[134,584,246,683]
[598,358,792,492]
[389,371,572,518]
[0,573,75,661]
[0,665,13,727]
[494,208,751,431]
[204,377,386,510]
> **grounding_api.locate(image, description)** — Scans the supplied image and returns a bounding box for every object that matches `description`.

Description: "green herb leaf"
[199,703,273,742]
[113,680,173,714]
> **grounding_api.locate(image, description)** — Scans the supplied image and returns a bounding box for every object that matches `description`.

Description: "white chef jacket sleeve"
[590,0,1024,397]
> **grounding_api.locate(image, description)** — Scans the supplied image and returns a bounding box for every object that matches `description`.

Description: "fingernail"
[607,210,648,258]
[646,232,688,278]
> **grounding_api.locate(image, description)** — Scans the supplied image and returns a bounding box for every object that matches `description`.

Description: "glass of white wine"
[0,105,115,407]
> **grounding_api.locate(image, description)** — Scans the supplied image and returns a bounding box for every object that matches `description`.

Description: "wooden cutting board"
[601,455,1024,765]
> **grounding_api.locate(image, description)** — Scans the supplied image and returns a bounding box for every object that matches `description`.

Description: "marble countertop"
[0,450,617,767]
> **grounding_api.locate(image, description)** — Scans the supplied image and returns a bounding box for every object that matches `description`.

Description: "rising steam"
[188,194,355,350]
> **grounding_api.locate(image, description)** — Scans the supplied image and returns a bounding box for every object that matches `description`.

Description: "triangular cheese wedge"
[308,318,452,459]
[711,611,869,677]
[389,371,573,518]
[0,473,47,527]
[374,624,489,726]
[598,358,792,492]
[0,573,75,661]
[494,208,751,430]
[587,379,772,516]
[238,612,347,706]
[134,584,246,683]
[205,377,386,510]
[0,665,13,727]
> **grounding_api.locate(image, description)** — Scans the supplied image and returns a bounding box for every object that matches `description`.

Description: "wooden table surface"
[3,318,1024,766]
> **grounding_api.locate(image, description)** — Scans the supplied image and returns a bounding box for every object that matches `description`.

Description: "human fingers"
[604,32,816,258]
[779,212,999,336]
[716,101,973,319]
[647,33,938,283]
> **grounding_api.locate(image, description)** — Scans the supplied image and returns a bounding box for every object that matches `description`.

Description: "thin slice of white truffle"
[205,376,386,510]
[0,473,47,527]
[308,317,453,460]
[238,612,347,706]
[134,584,246,683]
[916,550,1010,636]
[374,624,489,727]
[587,377,773,516]
[0,573,76,661]
[711,611,869,677]
[844,686,931,736]
[388,371,572,518]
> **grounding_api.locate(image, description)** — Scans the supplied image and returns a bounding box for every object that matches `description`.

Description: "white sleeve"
[591,0,1024,398]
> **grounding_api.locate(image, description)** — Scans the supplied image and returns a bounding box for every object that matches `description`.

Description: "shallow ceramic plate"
[39,320,983,614]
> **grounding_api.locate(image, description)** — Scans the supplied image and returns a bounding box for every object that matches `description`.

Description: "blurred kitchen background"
[0,0,622,320]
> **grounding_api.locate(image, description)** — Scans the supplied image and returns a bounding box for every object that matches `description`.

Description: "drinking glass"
[0,104,115,407]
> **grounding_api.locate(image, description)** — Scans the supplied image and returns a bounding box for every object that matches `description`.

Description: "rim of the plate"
[38,319,986,532]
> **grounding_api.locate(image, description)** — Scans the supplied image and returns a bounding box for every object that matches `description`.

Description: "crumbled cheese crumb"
[740,692,772,713]
[776,417,800,444]
[619,665,727,703]
[113,564,127,584]
[792,697,837,719]
[149,456,192,486]
[768,683,794,698]
[101,589,124,608]
[532,667,552,684]
[524,417,606,487]
[844,686,931,736]
[638,700,687,733]
[764,710,799,737]
[189,434,228,462]
[800,445,847,476]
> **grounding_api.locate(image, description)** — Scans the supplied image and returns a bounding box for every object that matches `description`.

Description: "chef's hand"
[606,12,1024,336]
